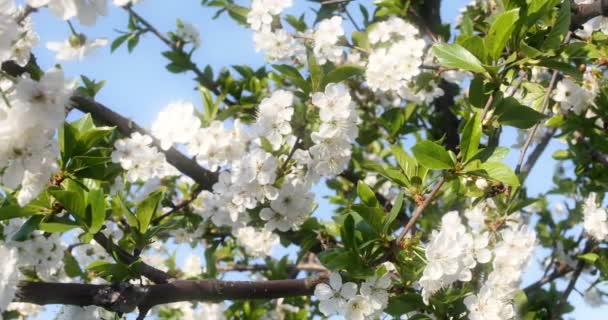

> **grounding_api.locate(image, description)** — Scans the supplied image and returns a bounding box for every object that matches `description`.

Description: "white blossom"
[151,100,201,150]
[176,21,201,48]
[234,226,278,257]
[313,272,357,316]
[343,295,374,320]
[583,193,608,241]
[313,16,344,64]
[46,35,107,61]
[360,272,391,311]
[182,254,203,278]
[0,244,18,313]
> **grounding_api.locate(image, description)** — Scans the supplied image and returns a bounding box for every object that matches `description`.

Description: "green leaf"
[578,253,599,264]
[460,112,482,162]
[432,43,487,74]
[323,64,364,87]
[480,162,520,187]
[411,140,454,170]
[0,205,39,220]
[383,190,404,234]
[272,64,308,91]
[63,251,84,278]
[485,9,519,61]
[12,215,43,241]
[136,191,163,234]
[391,146,417,178]
[495,97,546,129]
[543,0,570,50]
[351,205,384,235]
[86,189,105,234]
[306,47,323,92]
[49,188,87,224]
[111,33,130,52]
[39,219,80,233]
[357,181,379,207]
[537,59,581,80]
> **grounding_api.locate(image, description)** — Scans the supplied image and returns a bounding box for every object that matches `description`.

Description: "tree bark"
[16,276,327,315]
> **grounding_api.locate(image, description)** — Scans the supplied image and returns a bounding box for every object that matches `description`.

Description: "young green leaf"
[136,190,163,234]
[411,140,455,170]
[383,190,404,234]
[323,64,364,87]
[357,181,379,208]
[460,112,482,162]
[485,9,520,61]
[480,162,520,187]
[432,43,487,74]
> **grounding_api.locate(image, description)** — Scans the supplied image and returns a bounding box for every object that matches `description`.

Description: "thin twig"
[516,32,572,174]
[151,185,204,225]
[552,240,594,319]
[397,176,446,245]
[520,127,557,180]
[343,8,362,31]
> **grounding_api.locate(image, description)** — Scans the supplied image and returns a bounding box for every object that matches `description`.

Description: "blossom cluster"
[419,202,536,319]
[553,69,599,115]
[583,193,608,241]
[314,268,392,320]
[0,67,72,206]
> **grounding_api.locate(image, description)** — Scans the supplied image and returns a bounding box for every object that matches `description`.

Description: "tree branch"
[16,276,328,316]
[571,0,608,29]
[397,176,446,245]
[551,241,594,319]
[70,95,218,189]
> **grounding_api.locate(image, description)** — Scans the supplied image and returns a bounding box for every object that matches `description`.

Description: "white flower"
[234,226,278,257]
[583,193,608,241]
[343,295,373,320]
[46,35,107,61]
[74,0,108,26]
[151,100,201,150]
[0,9,19,63]
[253,29,304,62]
[313,16,344,64]
[176,21,201,48]
[0,244,19,313]
[253,90,294,150]
[182,254,202,278]
[261,181,313,231]
[200,303,227,320]
[27,0,78,21]
[365,17,425,94]
[247,0,292,31]
[464,285,515,320]
[313,272,357,316]
[111,132,178,182]
[553,71,598,115]
[56,306,101,320]
[584,288,605,307]
[360,272,391,311]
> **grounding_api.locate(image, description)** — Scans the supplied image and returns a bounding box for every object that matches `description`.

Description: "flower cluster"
[0,68,72,206]
[0,244,18,315]
[314,269,392,319]
[365,16,426,93]
[0,1,38,66]
[233,226,279,257]
[553,69,599,115]
[253,89,294,150]
[308,83,359,178]
[583,193,608,241]
[111,132,179,183]
[27,0,107,26]
[189,120,250,171]
[419,211,491,304]
[260,181,314,232]
[151,100,201,151]
[313,16,344,64]
[418,204,536,319]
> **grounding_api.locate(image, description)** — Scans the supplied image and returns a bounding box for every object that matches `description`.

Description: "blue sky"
[26,0,605,318]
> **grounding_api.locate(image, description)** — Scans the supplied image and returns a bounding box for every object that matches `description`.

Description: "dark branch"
[70,95,218,189]
[571,0,608,29]
[16,276,327,315]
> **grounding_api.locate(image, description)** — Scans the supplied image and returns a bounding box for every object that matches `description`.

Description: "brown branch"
[515,29,570,176]
[520,127,558,180]
[151,185,204,225]
[93,233,171,284]
[16,275,328,317]
[571,0,608,29]
[397,176,446,245]
[524,263,572,294]
[217,263,328,273]
[551,241,594,319]
[70,95,218,189]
